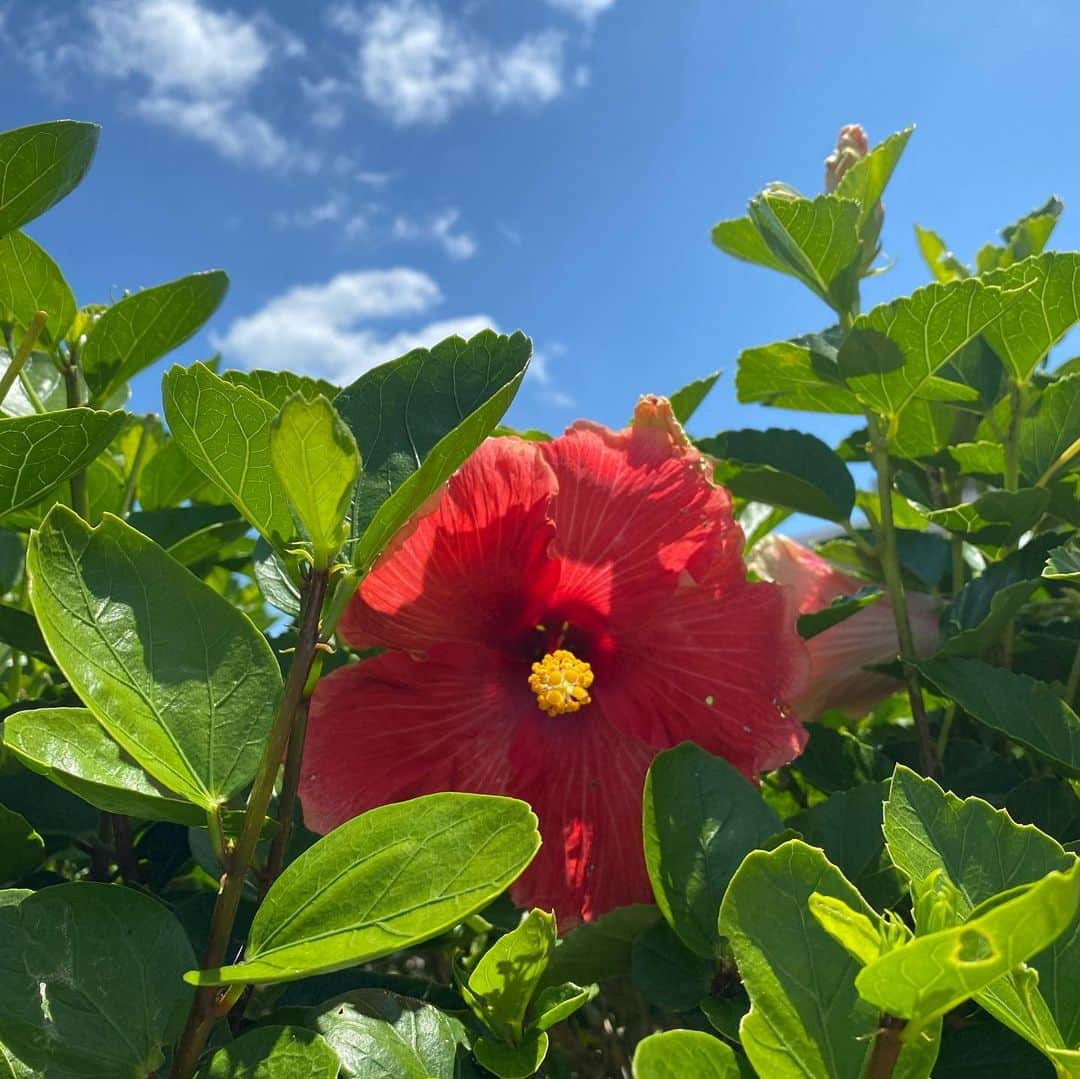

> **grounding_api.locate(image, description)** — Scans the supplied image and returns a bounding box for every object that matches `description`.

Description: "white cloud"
[301,76,348,130]
[393,208,477,259]
[211,268,494,382]
[273,198,344,229]
[546,0,616,21]
[530,343,575,407]
[333,0,569,126]
[24,0,312,171]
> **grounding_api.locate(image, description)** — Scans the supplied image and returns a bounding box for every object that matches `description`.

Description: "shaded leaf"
[710,215,794,276]
[223,369,339,408]
[925,487,1050,546]
[668,370,720,425]
[200,1025,339,1078]
[1018,373,1080,485]
[0,231,75,345]
[473,1031,548,1079]
[735,329,861,414]
[631,1030,740,1079]
[1045,539,1080,581]
[0,805,42,883]
[631,920,714,1012]
[190,793,540,985]
[540,905,660,989]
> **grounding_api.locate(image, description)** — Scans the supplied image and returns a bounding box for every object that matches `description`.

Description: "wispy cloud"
[329,0,570,126]
[393,208,477,259]
[545,0,617,23]
[273,198,345,229]
[211,268,493,382]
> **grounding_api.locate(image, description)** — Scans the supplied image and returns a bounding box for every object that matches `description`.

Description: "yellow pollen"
[528,648,595,717]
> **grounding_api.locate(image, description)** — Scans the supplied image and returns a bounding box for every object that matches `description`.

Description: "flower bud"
[824,123,869,193]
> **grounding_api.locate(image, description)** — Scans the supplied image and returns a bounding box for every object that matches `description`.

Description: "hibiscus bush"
[3,115,1080,1079]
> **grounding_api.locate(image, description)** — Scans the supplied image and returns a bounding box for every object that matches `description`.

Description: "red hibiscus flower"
[750,533,941,719]
[301,397,808,925]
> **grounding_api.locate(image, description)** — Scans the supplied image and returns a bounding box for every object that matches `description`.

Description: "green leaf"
[668,371,720,425]
[0,349,64,418]
[0,805,42,883]
[270,394,360,567]
[137,437,216,510]
[333,330,530,572]
[718,840,880,1078]
[981,253,1080,381]
[949,441,1006,477]
[526,982,594,1033]
[700,428,855,521]
[0,121,99,236]
[913,225,968,283]
[978,200,1066,274]
[540,904,661,988]
[0,231,75,346]
[2,707,209,826]
[1045,539,1080,580]
[748,193,861,310]
[467,909,556,1043]
[735,329,861,414]
[312,990,467,1079]
[883,766,1079,1054]
[473,1031,548,1079]
[631,917,715,1012]
[925,487,1050,546]
[0,603,48,659]
[642,742,781,957]
[794,725,894,794]
[790,782,905,909]
[27,506,281,807]
[0,408,126,520]
[1006,777,1080,846]
[856,861,1080,1037]
[796,587,883,639]
[222,369,339,408]
[200,1025,339,1078]
[190,793,540,985]
[1019,373,1080,485]
[81,270,229,401]
[916,659,1080,774]
[163,362,296,549]
[0,882,194,1076]
[808,892,903,967]
[631,1030,740,1079]
[835,126,914,228]
[710,215,795,276]
[837,278,1024,420]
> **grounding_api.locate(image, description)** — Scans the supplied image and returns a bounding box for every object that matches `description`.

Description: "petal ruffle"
[540,397,743,631]
[300,644,529,834]
[506,709,657,926]
[341,437,559,653]
[595,577,809,775]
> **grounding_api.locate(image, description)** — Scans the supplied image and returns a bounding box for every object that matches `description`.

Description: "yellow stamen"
[528,648,594,717]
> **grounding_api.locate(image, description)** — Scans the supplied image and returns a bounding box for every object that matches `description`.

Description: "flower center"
[528,648,594,717]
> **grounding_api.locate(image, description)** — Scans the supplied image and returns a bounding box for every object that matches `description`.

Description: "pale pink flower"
[750,534,940,719]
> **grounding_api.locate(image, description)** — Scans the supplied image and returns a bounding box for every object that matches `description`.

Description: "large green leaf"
[200,1025,340,1078]
[700,428,855,521]
[916,659,1080,774]
[223,368,339,408]
[189,793,540,985]
[0,409,126,520]
[835,126,914,228]
[857,861,1080,1038]
[735,329,861,414]
[718,841,881,1078]
[467,909,556,1043]
[333,330,530,572]
[1019,373,1080,485]
[162,362,296,549]
[269,394,360,567]
[981,253,1080,380]
[0,805,42,883]
[884,767,1080,1053]
[81,270,228,401]
[0,230,76,346]
[711,215,795,276]
[642,742,780,957]
[837,278,1022,421]
[312,990,467,1079]
[0,121,99,236]
[2,707,208,826]
[790,781,904,910]
[27,507,281,808]
[631,1030,740,1079]
[747,193,861,310]
[0,882,194,1077]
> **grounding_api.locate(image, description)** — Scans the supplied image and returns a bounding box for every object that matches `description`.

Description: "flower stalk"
[868,416,937,776]
[168,565,330,1079]
[865,1015,907,1079]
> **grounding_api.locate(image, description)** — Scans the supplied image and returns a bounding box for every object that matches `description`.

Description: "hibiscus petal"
[748,532,861,615]
[541,398,743,628]
[300,644,529,834]
[341,437,559,653]
[596,577,809,775]
[506,709,657,926]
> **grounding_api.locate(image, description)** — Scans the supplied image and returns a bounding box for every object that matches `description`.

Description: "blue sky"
[2,0,1077,441]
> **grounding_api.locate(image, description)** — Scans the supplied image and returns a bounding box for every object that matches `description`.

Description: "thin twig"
[0,310,47,408]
